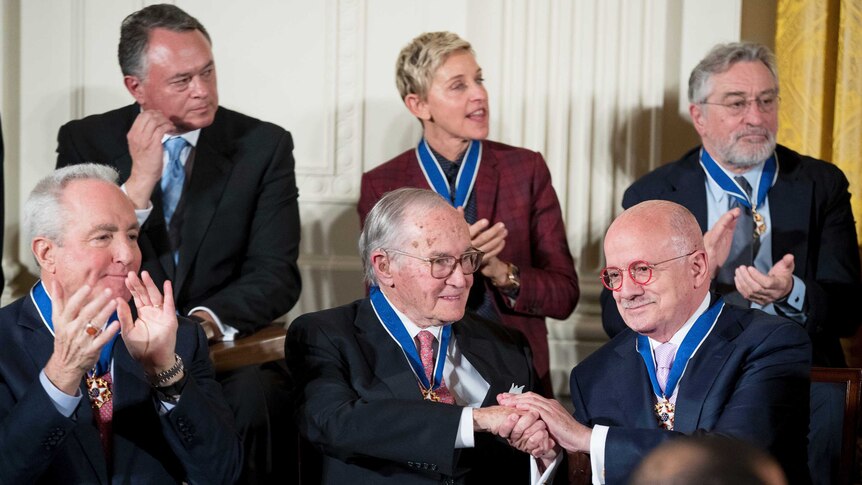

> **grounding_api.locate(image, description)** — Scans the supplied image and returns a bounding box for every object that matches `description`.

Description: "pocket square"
[508,383,525,394]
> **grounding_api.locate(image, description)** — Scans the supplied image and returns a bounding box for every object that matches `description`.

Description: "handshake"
[472,392,592,470]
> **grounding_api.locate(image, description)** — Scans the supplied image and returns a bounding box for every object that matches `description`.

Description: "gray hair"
[24,163,120,245]
[119,3,211,79]
[359,188,453,285]
[395,31,474,100]
[688,42,778,104]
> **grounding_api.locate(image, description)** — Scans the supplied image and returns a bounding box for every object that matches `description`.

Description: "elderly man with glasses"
[500,199,811,485]
[287,188,560,484]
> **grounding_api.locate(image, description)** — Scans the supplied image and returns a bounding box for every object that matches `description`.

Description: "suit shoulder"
[725,305,810,345]
[776,144,848,184]
[363,148,416,178]
[457,312,532,351]
[289,300,364,336]
[58,104,138,151]
[0,298,30,331]
[208,106,290,140]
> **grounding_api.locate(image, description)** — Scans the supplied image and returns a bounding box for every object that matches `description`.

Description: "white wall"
[1,0,740,395]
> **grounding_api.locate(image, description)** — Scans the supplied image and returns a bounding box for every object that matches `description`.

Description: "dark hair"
[118,3,211,79]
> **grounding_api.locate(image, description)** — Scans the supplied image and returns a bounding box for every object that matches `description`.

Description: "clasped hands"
[43,271,180,395]
[473,391,593,470]
[704,208,795,305]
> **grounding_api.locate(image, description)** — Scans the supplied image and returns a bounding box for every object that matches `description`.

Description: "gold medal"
[752,209,767,235]
[422,387,441,402]
[86,373,112,410]
[654,397,675,430]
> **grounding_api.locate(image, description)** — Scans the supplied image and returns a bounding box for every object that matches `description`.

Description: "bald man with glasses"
[500,200,811,485]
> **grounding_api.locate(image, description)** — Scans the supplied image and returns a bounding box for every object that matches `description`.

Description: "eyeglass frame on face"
[600,249,698,292]
[383,248,485,279]
[698,90,780,117]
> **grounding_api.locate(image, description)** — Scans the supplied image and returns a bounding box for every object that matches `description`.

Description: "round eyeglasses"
[384,248,484,279]
[600,250,697,291]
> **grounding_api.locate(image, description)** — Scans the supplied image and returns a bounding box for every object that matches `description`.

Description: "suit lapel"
[611,337,657,428]
[673,309,739,433]
[667,154,710,233]
[767,156,811,274]
[174,132,233,292]
[353,300,425,401]
[18,297,109,482]
[452,322,517,407]
[474,141,499,221]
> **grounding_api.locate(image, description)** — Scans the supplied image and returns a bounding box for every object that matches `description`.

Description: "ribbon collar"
[699,148,778,211]
[31,281,118,376]
[636,298,725,400]
[369,286,451,395]
[416,138,482,208]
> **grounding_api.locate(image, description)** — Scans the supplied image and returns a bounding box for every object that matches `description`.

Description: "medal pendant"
[753,211,767,235]
[86,375,112,409]
[422,387,441,402]
[654,398,675,430]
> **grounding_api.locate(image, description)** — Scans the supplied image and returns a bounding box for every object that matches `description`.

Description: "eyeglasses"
[600,250,697,291]
[699,93,780,117]
[384,248,484,279]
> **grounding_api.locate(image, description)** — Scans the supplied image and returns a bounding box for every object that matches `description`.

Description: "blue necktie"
[161,137,188,225]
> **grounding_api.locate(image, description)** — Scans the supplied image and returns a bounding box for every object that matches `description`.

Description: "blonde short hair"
[395,31,473,100]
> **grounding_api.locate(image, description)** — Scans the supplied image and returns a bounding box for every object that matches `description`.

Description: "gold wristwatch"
[493,262,520,290]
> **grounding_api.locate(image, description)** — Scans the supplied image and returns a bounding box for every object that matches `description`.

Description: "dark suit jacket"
[358,140,579,387]
[601,145,861,366]
[286,298,541,484]
[574,301,811,484]
[0,114,5,297]
[0,295,242,484]
[56,104,301,335]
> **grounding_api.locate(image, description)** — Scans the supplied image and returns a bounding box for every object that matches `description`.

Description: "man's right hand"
[703,207,740,280]
[125,110,175,209]
[43,283,121,395]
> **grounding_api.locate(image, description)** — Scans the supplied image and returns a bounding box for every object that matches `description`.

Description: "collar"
[704,154,767,204]
[648,292,711,350]
[161,129,201,148]
[378,290,447,341]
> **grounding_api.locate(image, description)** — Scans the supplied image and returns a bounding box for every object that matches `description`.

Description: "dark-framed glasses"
[600,249,697,291]
[699,93,780,117]
[384,248,484,279]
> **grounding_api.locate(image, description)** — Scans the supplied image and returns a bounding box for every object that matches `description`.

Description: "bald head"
[603,200,710,341]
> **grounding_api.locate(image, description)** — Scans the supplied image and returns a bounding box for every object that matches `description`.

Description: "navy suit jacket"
[286,298,540,484]
[56,104,301,335]
[575,301,811,484]
[358,140,580,388]
[602,145,861,366]
[0,295,241,484]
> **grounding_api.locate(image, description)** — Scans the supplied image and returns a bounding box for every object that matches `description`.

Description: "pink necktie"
[416,330,455,404]
[91,371,113,459]
[654,342,677,394]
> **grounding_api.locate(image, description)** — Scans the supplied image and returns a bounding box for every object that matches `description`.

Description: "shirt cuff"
[530,452,562,484]
[779,275,806,312]
[454,407,475,448]
[188,306,239,341]
[589,424,609,484]
[758,276,807,324]
[40,369,82,418]
[120,183,154,226]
